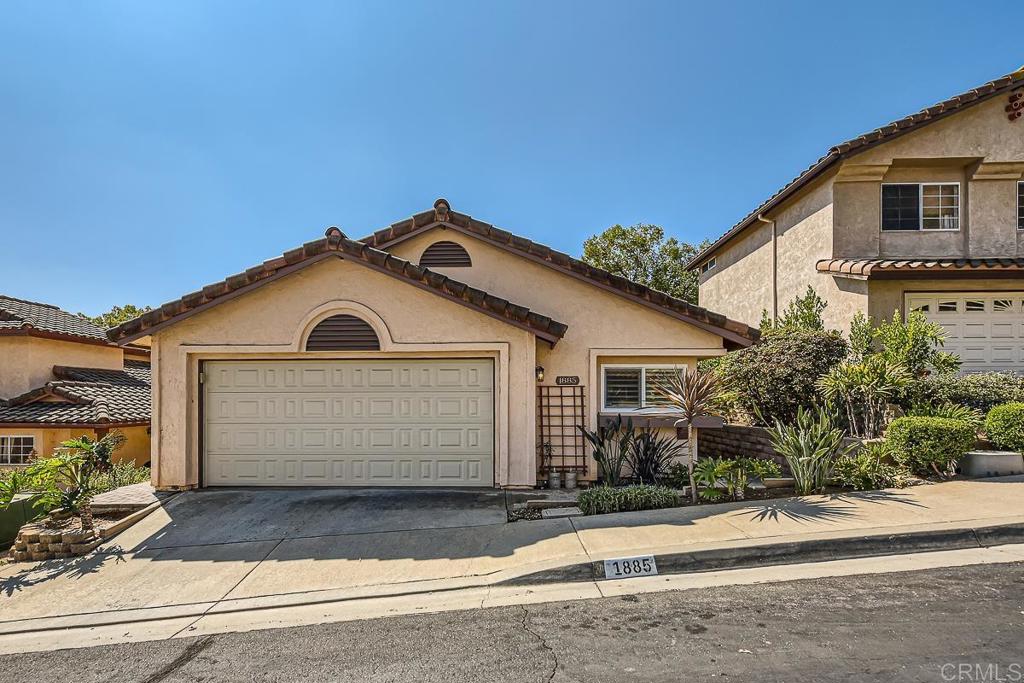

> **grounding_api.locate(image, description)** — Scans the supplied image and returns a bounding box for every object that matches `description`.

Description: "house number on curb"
[555,375,580,386]
[603,555,658,579]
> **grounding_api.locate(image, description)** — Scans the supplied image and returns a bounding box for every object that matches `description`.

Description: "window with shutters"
[419,241,472,267]
[305,314,381,351]
[601,365,681,412]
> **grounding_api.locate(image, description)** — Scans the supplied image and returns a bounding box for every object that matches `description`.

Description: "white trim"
[0,434,35,466]
[880,182,961,232]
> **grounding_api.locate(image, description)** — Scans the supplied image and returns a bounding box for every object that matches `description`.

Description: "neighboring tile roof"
[107,229,569,345]
[362,200,759,348]
[687,66,1024,269]
[0,361,151,426]
[0,295,109,343]
[817,257,1024,279]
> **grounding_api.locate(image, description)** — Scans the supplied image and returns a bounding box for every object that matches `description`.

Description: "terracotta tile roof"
[0,361,150,426]
[817,258,1024,279]
[687,66,1024,269]
[362,200,759,348]
[107,230,569,345]
[0,295,109,343]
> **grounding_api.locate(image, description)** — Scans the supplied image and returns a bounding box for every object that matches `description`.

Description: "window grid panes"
[0,436,35,465]
[881,184,921,231]
[882,183,960,231]
[603,367,680,411]
[921,184,959,230]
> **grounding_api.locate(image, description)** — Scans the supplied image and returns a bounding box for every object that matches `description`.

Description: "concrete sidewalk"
[3,476,1024,644]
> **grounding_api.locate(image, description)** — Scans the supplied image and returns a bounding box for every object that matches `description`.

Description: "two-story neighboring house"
[689,66,1024,372]
[0,296,152,467]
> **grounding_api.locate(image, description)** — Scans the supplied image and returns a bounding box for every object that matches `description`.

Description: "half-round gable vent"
[305,315,381,351]
[419,240,472,267]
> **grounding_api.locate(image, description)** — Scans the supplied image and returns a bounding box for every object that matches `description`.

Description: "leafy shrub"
[831,443,911,491]
[871,310,960,377]
[577,485,680,515]
[92,461,151,494]
[985,403,1024,452]
[906,401,984,429]
[691,457,783,501]
[662,462,691,490]
[716,330,848,425]
[817,356,912,438]
[903,372,1024,413]
[886,416,976,477]
[627,427,683,485]
[746,458,782,479]
[765,406,853,495]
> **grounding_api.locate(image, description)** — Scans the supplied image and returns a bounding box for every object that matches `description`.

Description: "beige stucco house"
[108,200,757,490]
[0,296,151,467]
[690,67,1024,372]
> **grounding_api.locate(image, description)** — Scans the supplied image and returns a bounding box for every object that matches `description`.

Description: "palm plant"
[650,366,724,502]
[578,414,635,486]
[764,406,854,495]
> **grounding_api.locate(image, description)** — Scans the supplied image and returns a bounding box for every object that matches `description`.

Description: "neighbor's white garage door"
[203,359,494,486]
[907,292,1024,372]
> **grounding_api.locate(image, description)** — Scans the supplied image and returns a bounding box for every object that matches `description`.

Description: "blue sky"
[2,1,1021,316]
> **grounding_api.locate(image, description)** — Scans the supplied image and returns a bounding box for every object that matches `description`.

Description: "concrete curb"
[501,521,1024,585]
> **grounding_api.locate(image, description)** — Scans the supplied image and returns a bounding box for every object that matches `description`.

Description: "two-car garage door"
[203,359,494,487]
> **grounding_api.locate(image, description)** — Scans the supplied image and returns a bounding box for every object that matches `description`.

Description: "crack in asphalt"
[518,604,558,683]
[142,636,214,683]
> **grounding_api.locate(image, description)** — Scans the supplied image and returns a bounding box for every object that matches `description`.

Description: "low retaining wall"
[697,425,785,469]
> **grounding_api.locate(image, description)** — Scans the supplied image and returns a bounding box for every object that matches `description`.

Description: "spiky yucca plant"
[650,367,725,502]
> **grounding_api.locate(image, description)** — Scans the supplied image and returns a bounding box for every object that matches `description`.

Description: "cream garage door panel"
[907,292,1024,372]
[204,359,494,486]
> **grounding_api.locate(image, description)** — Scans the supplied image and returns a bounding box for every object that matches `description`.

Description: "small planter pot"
[564,472,578,490]
[547,471,561,490]
[761,477,796,489]
[960,450,1024,478]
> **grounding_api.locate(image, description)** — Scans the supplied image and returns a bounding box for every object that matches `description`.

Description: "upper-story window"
[881,183,960,231]
[699,257,716,274]
[1017,181,1023,231]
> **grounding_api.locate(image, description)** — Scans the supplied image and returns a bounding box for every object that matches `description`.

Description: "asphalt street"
[3,561,1023,683]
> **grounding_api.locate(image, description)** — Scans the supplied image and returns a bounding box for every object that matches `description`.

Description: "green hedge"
[985,403,1024,452]
[578,485,680,516]
[886,416,976,476]
[904,372,1024,413]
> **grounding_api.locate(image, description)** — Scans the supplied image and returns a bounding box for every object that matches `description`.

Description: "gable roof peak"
[433,198,451,222]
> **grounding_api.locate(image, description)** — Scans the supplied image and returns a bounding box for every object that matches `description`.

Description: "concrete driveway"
[0,487,588,625]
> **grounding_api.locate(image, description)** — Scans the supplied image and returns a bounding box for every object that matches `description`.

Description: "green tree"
[79,304,152,330]
[581,224,708,303]
[760,286,828,334]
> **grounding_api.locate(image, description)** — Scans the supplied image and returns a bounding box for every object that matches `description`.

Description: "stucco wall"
[0,337,123,399]
[700,92,1023,334]
[151,256,539,489]
[697,220,773,328]
[836,96,1023,259]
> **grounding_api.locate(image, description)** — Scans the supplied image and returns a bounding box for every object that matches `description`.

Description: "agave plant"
[578,414,635,486]
[764,406,854,495]
[649,366,725,502]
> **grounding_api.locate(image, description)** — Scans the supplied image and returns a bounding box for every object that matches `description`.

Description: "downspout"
[756,214,778,320]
